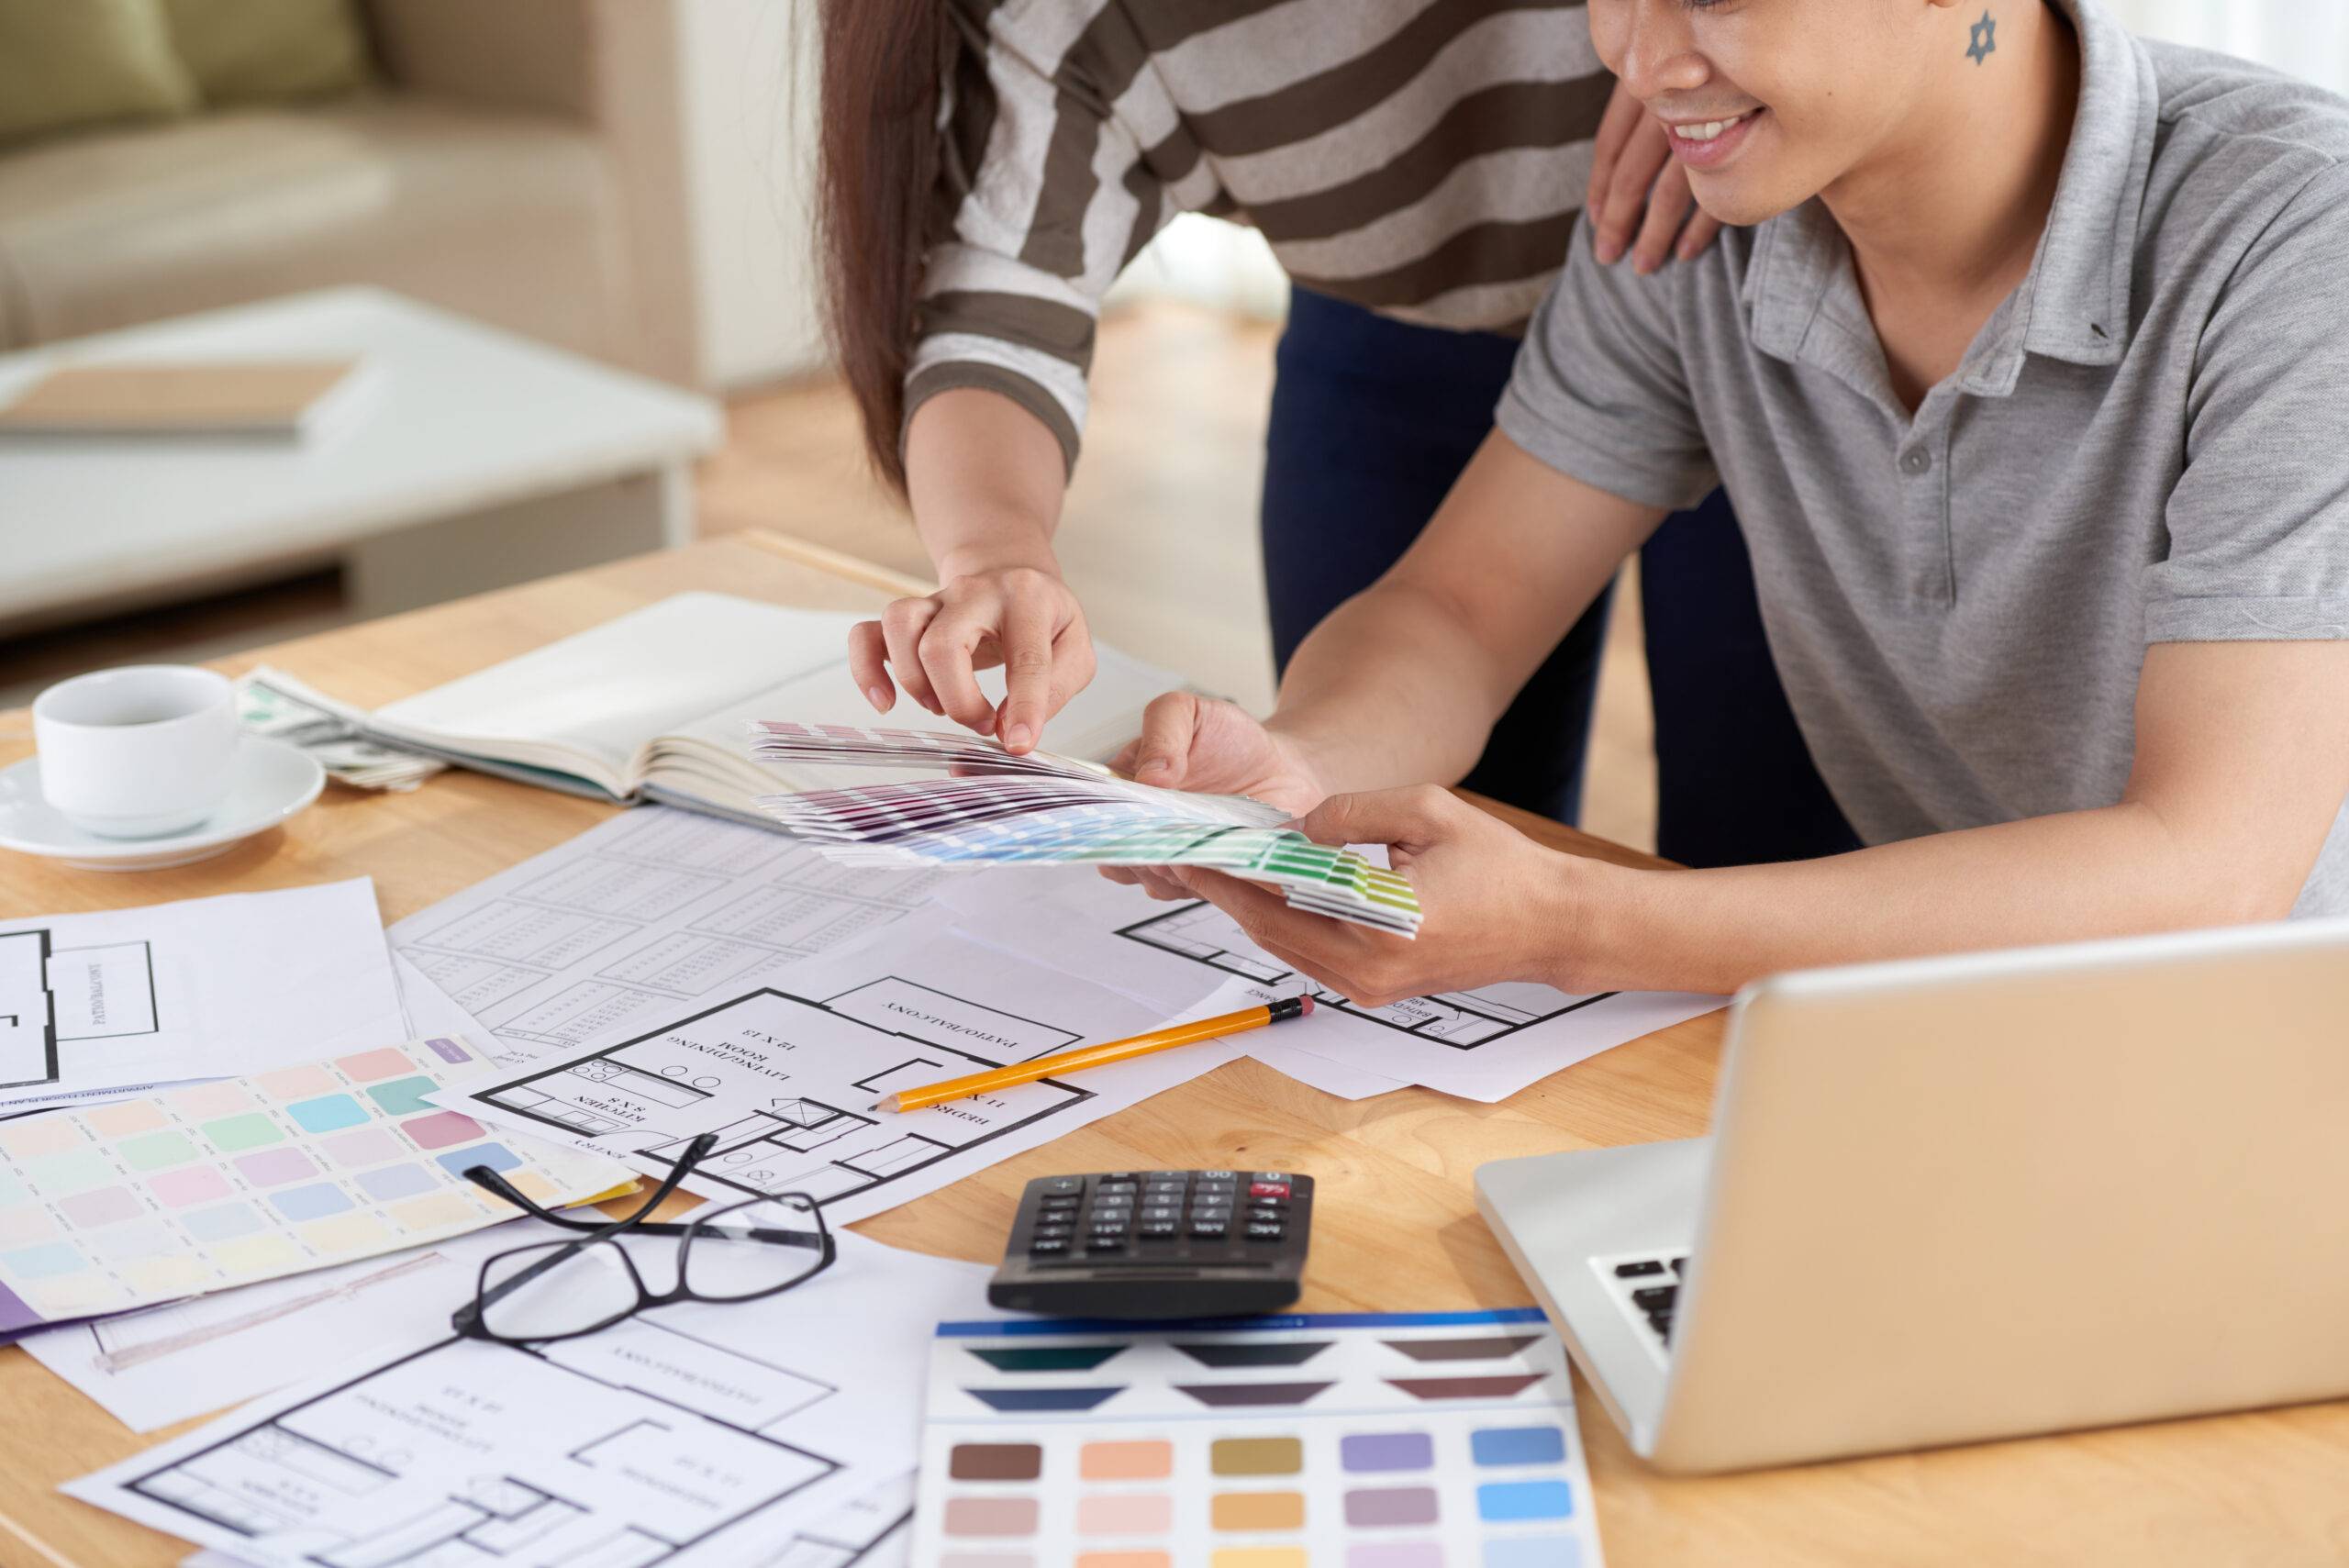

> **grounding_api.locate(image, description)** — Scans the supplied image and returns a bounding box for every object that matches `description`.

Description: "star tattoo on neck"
[1967,9,1997,65]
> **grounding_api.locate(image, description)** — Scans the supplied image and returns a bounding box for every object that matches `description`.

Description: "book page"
[371,594,866,794]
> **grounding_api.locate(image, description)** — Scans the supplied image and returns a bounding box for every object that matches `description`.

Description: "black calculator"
[987,1169,1313,1318]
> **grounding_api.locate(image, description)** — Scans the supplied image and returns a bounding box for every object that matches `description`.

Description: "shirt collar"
[1744,0,2156,384]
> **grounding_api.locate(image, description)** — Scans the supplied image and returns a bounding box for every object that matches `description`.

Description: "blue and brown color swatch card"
[917,1307,1602,1567]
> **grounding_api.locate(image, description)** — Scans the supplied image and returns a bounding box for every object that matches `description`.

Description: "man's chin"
[1688,174,1804,230]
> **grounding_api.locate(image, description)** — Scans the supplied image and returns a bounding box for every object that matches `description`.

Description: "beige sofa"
[0,0,702,384]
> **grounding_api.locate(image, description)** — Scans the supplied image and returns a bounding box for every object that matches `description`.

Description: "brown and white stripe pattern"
[907,0,1613,470]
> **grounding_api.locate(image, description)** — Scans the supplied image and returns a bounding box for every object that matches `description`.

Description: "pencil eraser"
[1299,994,1315,1015]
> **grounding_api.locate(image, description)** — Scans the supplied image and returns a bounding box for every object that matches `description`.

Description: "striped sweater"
[910,0,1614,470]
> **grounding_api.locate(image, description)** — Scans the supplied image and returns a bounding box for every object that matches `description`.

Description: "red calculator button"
[1249,1182,1290,1199]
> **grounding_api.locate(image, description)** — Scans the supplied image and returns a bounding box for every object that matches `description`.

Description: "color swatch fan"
[748,721,1421,937]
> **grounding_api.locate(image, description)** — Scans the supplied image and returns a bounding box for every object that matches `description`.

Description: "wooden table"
[3,531,2344,1568]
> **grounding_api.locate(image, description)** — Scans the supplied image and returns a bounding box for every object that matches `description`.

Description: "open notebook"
[246,593,1188,826]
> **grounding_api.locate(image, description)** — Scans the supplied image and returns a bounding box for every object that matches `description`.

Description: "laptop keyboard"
[1592,1251,1688,1363]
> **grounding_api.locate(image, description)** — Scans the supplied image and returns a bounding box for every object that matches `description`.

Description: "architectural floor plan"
[942,874,1723,1103]
[0,880,406,1109]
[72,1233,986,1568]
[0,926,168,1092]
[0,928,58,1091]
[392,807,959,1064]
[443,913,1230,1224]
[1119,898,1614,1046]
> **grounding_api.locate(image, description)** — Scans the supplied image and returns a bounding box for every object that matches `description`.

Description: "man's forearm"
[1264,431,1659,798]
[1569,801,2297,995]
[1268,578,1528,795]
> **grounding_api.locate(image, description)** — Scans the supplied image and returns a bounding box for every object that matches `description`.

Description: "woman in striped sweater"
[815,0,1855,866]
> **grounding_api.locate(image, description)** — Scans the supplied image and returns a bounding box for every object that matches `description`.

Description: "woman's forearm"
[1569,801,2290,995]
[904,388,1070,579]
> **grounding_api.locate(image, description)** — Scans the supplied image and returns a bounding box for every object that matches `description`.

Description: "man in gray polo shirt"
[1104,0,2349,1002]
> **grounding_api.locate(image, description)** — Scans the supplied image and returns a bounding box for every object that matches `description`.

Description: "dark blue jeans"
[1260,288,1858,868]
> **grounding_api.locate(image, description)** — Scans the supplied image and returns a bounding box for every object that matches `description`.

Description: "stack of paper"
[749,721,1423,937]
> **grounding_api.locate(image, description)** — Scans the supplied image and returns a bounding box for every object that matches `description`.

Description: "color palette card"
[0,1037,636,1332]
[915,1307,1603,1568]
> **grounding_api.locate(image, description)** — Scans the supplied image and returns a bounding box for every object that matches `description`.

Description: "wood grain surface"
[1,533,2343,1568]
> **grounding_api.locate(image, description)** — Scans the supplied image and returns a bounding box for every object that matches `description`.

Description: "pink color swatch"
[233,1149,318,1187]
[148,1166,235,1208]
[334,1048,418,1083]
[398,1111,484,1151]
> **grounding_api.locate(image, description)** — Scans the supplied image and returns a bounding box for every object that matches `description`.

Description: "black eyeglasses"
[451,1132,836,1344]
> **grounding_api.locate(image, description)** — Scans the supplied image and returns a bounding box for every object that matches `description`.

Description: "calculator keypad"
[1015,1170,1308,1266]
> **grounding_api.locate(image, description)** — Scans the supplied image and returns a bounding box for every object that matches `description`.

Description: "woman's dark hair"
[814,0,950,494]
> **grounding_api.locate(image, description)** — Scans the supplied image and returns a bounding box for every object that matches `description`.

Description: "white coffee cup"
[34,665,239,839]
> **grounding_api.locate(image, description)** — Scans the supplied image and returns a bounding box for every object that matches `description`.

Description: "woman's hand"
[1587,77,1723,272]
[847,562,1094,754]
[1169,785,1594,1006]
[1100,694,1334,900]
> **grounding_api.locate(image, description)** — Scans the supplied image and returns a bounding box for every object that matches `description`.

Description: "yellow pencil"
[871,995,1316,1113]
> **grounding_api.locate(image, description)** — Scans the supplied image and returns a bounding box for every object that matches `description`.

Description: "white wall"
[676,0,828,389]
[2108,0,2349,94]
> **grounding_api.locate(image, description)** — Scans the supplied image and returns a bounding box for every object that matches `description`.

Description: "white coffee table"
[0,287,724,632]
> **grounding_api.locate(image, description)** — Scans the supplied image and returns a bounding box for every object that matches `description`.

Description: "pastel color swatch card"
[0,1038,635,1332]
[915,1308,1604,1568]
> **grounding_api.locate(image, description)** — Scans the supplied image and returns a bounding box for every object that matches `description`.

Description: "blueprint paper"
[0,1037,632,1332]
[948,871,1725,1103]
[389,806,964,1067]
[20,1223,530,1432]
[0,879,406,1106]
[164,1475,915,1568]
[72,1229,990,1568]
[184,1473,922,1568]
[437,909,1243,1225]
[1246,1040,1415,1100]
[392,949,493,1047]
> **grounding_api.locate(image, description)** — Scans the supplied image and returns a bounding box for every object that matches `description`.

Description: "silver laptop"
[1476,917,2349,1473]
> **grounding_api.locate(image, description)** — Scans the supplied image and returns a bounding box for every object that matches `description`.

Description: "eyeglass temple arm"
[462,1131,719,1232]
[453,1134,724,1332]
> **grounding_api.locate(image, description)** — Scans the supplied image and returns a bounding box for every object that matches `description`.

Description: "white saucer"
[0,738,326,872]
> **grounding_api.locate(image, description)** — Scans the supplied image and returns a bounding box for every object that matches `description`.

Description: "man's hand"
[847,563,1094,753]
[1587,76,1723,272]
[1100,694,1332,900]
[1171,785,1590,1007]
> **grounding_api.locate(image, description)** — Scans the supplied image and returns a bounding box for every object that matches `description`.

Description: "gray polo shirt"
[1498,0,2349,915]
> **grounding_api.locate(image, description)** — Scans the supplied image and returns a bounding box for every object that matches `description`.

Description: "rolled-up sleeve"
[907,1,1175,475]
[2144,165,2349,643]
[1495,216,1718,513]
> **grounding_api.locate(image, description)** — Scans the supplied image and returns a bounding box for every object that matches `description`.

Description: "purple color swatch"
[1341,1431,1434,1473]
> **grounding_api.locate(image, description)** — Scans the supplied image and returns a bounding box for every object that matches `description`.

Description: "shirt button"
[1899,449,1932,476]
